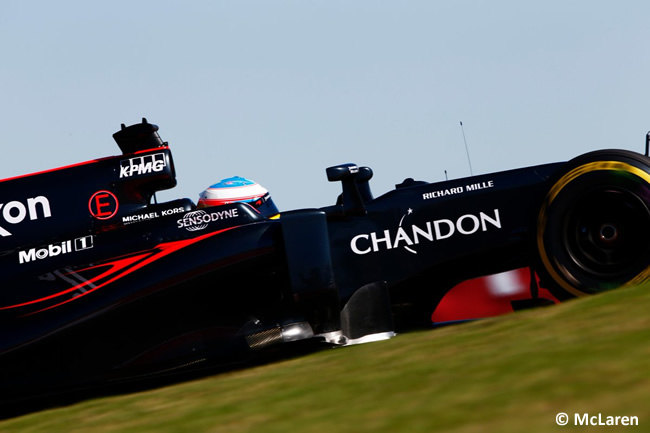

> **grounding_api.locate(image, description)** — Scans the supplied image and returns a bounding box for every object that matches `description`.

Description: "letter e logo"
[89,191,119,220]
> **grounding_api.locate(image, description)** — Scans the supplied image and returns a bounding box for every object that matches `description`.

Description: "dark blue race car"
[2,119,649,402]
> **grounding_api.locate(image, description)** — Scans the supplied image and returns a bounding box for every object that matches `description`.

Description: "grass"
[2,284,649,432]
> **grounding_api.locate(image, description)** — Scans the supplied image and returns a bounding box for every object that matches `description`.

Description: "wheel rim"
[564,187,650,279]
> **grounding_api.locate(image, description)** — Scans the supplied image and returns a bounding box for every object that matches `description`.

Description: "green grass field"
[2,285,649,433]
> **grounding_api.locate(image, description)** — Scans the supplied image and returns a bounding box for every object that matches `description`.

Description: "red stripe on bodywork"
[1,226,237,315]
[0,146,171,183]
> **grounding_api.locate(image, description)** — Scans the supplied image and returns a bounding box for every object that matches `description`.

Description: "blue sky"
[2,1,650,209]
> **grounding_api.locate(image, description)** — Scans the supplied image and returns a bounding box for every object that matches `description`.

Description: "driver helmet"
[198,176,279,218]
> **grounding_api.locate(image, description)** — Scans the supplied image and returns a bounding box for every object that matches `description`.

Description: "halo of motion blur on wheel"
[537,150,650,297]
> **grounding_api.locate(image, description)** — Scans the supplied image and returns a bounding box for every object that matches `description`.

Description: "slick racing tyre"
[537,150,650,298]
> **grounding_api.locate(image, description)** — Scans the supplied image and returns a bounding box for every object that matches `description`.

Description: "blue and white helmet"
[198,176,279,218]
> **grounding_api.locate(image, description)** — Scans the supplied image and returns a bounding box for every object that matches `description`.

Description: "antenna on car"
[460,121,473,176]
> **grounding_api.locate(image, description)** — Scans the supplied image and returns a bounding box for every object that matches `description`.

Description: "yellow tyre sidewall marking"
[537,161,650,296]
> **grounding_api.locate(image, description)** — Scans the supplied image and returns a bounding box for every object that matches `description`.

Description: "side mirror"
[326,163,359,182]
[326,163,373,216]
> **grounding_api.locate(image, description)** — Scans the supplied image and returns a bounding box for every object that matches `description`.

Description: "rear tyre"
[537,150,650,298]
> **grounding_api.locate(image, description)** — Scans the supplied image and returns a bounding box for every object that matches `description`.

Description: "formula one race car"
[2,119,649,402]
